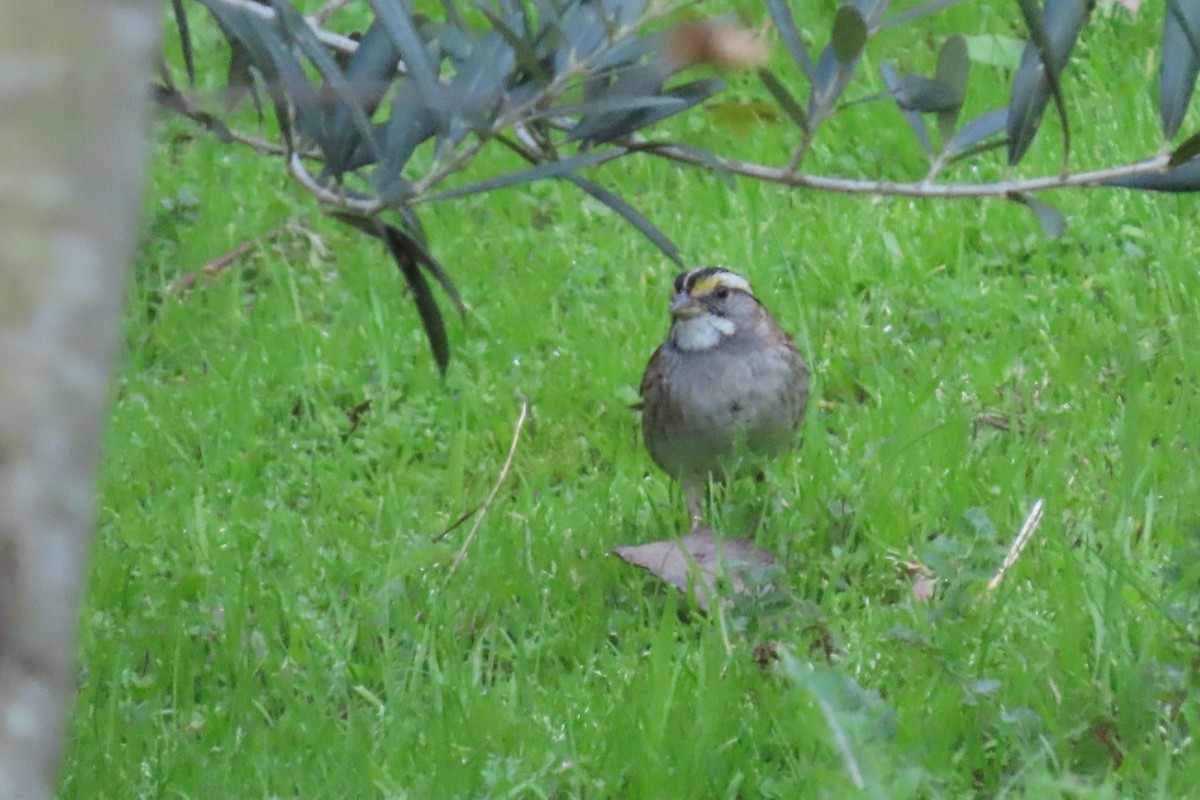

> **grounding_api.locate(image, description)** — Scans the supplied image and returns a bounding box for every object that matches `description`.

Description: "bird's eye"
[714,287,730,300]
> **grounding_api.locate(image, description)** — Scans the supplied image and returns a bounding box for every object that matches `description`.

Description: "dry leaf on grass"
[612,526,776,613]
[889,555,938,603]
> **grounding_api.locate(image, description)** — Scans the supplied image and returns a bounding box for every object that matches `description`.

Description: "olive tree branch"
[636,142,1174,198]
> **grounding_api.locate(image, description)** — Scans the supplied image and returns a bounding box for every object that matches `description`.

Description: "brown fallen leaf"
[612,526,775,613]
[912,574,937,603]
[889,555,938,603]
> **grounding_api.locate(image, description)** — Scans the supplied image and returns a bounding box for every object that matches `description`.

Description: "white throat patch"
[673,313,736,351]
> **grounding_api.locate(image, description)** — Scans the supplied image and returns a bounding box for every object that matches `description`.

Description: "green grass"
[59,2,1200,797]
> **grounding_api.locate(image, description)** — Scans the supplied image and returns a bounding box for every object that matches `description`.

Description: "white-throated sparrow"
[639,267,809,524]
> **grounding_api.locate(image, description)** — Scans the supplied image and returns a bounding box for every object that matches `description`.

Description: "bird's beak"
[670,292,702,319]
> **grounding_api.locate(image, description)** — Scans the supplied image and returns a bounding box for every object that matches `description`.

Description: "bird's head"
[667,267,760,351]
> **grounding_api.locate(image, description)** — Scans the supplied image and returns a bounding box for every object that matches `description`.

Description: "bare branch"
[308,0,354,27]
[640,144,1174,199]
[211,0,359,53]
[289,153,382,213]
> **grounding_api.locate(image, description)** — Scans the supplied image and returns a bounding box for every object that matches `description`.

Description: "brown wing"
[635,344,668,410]
[777,322,810,425]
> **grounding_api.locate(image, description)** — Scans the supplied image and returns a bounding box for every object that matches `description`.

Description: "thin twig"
[213,0,360,53]
[642,145,1174,198]
[289,153,382,213]
[155,82,303,158]
[308,0,354,27]
[168,224,289,294]
[988,499,1045,591]
[447,402,529,577]
[433,502,484,542]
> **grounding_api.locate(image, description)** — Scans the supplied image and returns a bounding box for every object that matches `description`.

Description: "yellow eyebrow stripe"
[691,272,751,297]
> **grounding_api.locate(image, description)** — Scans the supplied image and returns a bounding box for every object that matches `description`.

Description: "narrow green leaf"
[1007,0,1091,167]
[331,213,461,372]
[199,0,323,149]
[809,6,869,118]
[474,3,552,85]
[255,19,327,149]
[616,0,648,27]
[1042,0,1092,70]
[936,35,968,142]
[591,31,664,72]
[832,5,868,65]
[395,205,464,313]
[569,77,723,144]
[224,39,258,113]
[852,0,891,30]
[944,135,1007,166]
[1169,130,1200,166]
[439,0,467,30]
[1010,193,1065,239]
[439,30,513,149]
[892,74,961,112]
[381,224,450,374]
[657,142,736,188]
[272,1,382,175]
[1104,160,1200,192]
[563,175,682,265]
[369,0,438,102]
[553,0,606,73]
[764,0,814,79]
[331,22,403,170]
[880,63,932,154]
[541,93,685,120]
[945,107,1008,157]
[342,20,402,108]
[201,1,322,151]
[170,0,196,86]
[201,0,288,136]
[1161,0,1200,140]
[1007,47,1044,166]
[376,78,436,191]
[453,29,514,103]
[154,84,237,143]
[422,148,624,202]
[570,59,671,141]
[757,68,809,132]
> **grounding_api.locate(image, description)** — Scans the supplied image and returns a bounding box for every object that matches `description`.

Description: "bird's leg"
[684,479,705,530]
